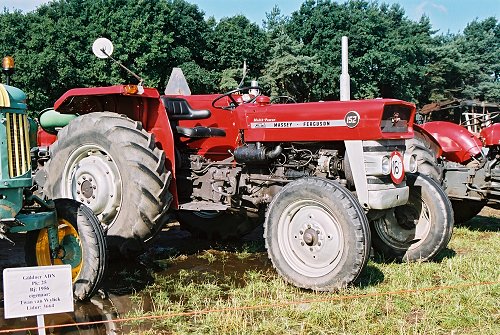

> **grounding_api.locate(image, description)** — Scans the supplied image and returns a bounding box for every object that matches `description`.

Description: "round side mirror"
[92,38,114,59]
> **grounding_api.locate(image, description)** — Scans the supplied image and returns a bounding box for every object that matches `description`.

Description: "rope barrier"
[0,280,497,334]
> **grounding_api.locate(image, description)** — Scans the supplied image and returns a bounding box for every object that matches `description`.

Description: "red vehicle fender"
[413,124,443,158]
[53,85,179,207]
[480,123,500,146]
[418,121,483,163]
[37,128,57,147]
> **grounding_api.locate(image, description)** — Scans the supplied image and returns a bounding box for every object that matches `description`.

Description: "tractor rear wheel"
[43,112,172,257]
[25,199,107,300]
[177,211,261,240]
[371,173,453,262]
[264,177,370,291]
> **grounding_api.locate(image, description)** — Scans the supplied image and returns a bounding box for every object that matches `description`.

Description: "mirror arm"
[100,48,143,85]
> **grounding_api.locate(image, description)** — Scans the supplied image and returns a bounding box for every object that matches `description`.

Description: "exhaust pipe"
[339,36,350,101]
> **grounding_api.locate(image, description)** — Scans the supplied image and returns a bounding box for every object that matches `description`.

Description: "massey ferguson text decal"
[250,119,347,129]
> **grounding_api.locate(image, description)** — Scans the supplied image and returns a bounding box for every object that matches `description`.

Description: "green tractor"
[0,57,106,300]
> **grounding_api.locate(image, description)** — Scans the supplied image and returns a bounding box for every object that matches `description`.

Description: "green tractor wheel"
[25,199,107,300]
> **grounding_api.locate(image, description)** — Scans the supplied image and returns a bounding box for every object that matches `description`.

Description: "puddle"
[0,225,271,334]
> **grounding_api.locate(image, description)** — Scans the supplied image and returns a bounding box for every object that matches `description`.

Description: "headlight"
[381,155,391,175]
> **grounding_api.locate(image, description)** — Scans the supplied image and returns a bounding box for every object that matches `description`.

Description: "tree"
[286,0,435,104]
[0,0,213,111]
[205,15,268,85]
[457,18,500,101]
[260,8,320,102]
[426,17,500,103]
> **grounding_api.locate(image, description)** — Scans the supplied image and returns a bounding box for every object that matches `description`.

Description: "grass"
[123,215,499,335]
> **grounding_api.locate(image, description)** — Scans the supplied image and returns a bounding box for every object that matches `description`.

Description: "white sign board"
[3,265,74,319]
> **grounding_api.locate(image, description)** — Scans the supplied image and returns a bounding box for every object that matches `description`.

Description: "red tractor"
[34,38,453,291]
[410,100,500,223]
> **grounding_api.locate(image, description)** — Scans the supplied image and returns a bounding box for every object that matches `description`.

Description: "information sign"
[3,265,74,319]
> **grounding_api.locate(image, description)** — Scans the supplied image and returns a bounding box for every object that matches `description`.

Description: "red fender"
[480,123,500,146]
[418,121,482,163]
[413,124,443,158]
[53,85,178,207]
[37,128,57,147]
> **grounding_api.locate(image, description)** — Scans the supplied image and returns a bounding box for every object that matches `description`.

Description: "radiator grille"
[5,113,31,178]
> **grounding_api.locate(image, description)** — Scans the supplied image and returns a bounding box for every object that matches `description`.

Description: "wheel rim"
[35,219,83,281]
[61,144,122,229]
[374,195,432,251]
[277,199,344,278]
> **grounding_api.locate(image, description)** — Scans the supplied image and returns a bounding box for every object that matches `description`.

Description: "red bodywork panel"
[175,95,416,159]
[419,121,482,163]
[239,100,415,142]
[51,85,416,207]
[53,85,178,206]
[37,128,57,147]
[480,123,500,146]
[413,124,443,158]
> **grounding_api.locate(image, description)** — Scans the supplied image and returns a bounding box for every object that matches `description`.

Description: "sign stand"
[36,315,46,335]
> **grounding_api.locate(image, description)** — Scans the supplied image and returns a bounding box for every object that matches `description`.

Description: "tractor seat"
[161,96,211,120]
[161,97,226,138]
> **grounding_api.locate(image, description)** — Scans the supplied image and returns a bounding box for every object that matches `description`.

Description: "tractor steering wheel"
[212,85,262,110]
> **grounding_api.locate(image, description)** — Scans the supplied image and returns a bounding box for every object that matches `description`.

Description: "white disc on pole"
[92,38,114,59]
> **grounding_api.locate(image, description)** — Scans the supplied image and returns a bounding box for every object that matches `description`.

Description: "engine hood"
[237,98,415,142]
[0,84,27,112]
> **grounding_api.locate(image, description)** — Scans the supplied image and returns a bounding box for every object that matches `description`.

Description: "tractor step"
[179,201,228,211]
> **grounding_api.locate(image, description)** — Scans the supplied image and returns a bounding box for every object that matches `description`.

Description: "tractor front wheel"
[264,177,370,291]
[371,173,453,262]
[25,199,107,300]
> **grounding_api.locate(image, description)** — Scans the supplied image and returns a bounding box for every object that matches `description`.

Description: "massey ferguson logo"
[345,111,360,128]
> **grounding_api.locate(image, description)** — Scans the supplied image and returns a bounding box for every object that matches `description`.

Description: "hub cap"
[277,199,344,278]
[35,219,82,281]
[61,144,122,229]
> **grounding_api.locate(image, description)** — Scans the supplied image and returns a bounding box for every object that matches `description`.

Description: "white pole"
[340,36,350,101]
[37,315,46,335]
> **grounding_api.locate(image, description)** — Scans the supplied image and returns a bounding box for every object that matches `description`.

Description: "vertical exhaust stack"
[339,36,350,101]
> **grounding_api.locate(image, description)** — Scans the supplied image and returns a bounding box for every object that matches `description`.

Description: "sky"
[1,0,499,34]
